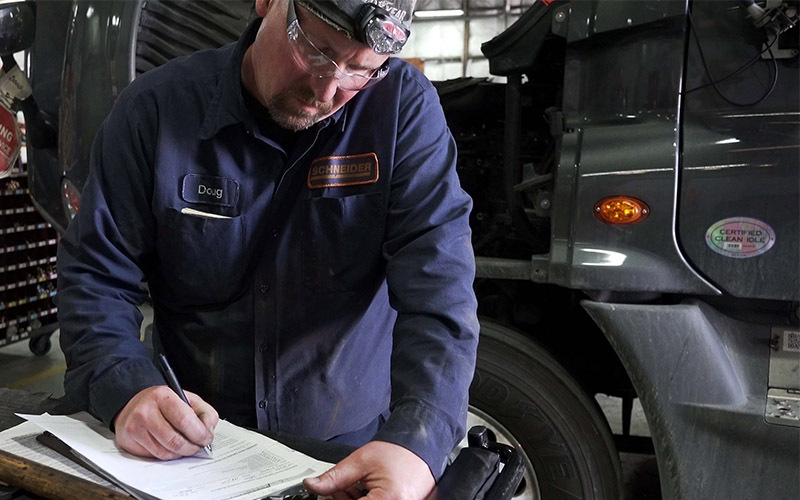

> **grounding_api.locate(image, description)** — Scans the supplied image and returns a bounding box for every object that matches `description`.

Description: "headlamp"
[356,4,410,55]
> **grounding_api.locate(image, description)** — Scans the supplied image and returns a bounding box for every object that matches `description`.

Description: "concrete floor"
[0,329,68,398]
[0,307,661,499]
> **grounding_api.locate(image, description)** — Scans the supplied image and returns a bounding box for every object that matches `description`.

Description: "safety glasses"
[286,0,389,92]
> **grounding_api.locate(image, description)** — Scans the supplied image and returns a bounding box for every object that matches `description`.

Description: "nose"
[309,74,339,103]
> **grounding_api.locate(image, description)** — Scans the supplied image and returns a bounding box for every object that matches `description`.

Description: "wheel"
[468,318,622,499]
[29,334,52,356]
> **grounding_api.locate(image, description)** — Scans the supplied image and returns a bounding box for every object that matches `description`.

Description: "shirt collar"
[199,18,348,140]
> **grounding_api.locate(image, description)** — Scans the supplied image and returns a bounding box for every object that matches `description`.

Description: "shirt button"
[259,284,270,294]
[271,228,279,237]
[258,400,267,409]
[259,343,268,353]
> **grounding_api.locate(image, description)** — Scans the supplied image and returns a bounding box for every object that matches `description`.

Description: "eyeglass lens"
[286,0,387,91]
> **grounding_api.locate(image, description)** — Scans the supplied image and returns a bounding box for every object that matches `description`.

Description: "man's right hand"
[113,386,218,460]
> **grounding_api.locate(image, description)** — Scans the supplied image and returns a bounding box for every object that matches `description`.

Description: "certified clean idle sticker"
[705,217,776,258]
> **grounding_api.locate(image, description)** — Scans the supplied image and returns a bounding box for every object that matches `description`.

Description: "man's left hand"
[303,440,435,500]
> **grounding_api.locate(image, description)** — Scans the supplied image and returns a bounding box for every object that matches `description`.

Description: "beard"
[265,87,334,132]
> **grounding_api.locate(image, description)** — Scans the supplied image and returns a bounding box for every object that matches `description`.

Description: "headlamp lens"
[358,6,410,55]
[363,15,409,54]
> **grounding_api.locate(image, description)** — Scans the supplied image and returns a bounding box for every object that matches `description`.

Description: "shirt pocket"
[157,208,247,304]
[301,192,385,294]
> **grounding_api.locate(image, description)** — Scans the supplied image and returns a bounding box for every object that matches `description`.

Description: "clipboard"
[0,441,130,500]
[35,431,135,498]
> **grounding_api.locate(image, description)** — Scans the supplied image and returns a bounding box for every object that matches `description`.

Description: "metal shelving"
[0,169,58,355]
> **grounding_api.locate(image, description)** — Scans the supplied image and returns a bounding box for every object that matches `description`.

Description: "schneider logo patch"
[307,153,379,189]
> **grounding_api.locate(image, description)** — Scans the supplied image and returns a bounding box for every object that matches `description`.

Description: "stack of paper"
[6,412,332,500]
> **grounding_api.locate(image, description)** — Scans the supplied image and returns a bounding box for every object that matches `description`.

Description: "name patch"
[181,174,239,207]
[307,153,379,189]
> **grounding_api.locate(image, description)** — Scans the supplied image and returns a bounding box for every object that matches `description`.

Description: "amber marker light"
[594,196,650,225]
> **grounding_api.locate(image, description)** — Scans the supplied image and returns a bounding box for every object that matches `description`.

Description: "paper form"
[17,412,333,500]
[0,420,122,491]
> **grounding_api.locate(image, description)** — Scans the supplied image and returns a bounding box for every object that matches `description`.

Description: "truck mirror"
[0,1,35,56]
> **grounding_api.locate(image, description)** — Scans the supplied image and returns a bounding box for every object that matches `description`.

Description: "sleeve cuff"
[88,358,164,429]
[372,400,464,480]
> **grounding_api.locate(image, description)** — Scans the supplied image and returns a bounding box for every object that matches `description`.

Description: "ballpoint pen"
[157,353,214,458]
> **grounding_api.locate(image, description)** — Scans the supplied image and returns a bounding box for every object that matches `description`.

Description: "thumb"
[303,463,360,495]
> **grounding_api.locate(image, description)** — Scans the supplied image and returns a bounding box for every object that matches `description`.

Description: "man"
[56,0,479,497]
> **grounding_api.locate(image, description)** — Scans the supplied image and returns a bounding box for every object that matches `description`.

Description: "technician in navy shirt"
[57,0,479,497]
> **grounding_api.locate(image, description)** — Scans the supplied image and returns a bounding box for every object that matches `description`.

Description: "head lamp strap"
[355,4,410,55]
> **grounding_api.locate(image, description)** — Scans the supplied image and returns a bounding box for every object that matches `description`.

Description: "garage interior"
[3,0,798,498]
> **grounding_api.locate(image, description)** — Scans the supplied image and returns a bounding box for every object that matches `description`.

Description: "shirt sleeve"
[372,69,480,479]
[56,88,164,428]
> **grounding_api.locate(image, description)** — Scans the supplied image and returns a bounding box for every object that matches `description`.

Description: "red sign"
[0,105,20,177]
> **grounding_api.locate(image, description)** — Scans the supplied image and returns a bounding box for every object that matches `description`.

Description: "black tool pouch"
[436,425,525,500]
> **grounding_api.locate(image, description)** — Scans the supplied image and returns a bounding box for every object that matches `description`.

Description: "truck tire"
[469,318,622,499]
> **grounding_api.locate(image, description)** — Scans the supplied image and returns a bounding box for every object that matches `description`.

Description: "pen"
[157,353,214,458]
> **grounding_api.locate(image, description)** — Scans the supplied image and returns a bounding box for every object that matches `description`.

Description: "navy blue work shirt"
[57,20,479,479]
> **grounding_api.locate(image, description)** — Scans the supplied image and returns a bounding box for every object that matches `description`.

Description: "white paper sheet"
[0,420,121,490]
[17,412,332,500]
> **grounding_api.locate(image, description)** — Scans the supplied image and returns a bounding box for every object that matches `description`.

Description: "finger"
[303,462,361,495]
[130,428,184,461]
[115,415,182,460]
[115,428,153,458]
[113,386,208,460]
[145,413,204,458]
[118,387,205,457]
[114,389,179,459]
[185,391,219,433]
[159,389,214,448]
[313,480,366,500]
